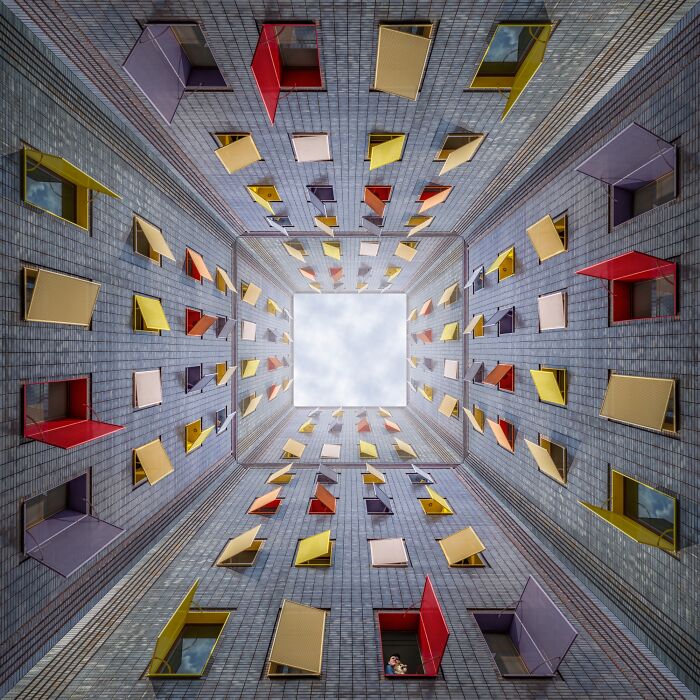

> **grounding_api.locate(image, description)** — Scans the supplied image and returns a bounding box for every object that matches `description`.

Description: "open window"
[465,265,485,293]
[418,486,453,515]
[240,280,262,306]
[576,251,677,322]
[267,356,283,370]
[486,247,515,281]
[146,580,229,678]
[134,369,162,408]
[526,213,567,262]
[525,436,567,484]
[307,185,335,215]
[464,406,485,434]
[394,439,418,459]
[295,530,333,566]
[359,440,379,459]
[469,23,554,120]
[251,23,323,124]
[408,464,433,485]
[419,299,433,317]
[439,526,486,567]
[317,465,338,484]
[575,123,676,226]
[378,576,449,677]
[395,240,418,262]
[357,418,371,433]
[248,487,282,515]
[124,23,227,123]
[215,525,263,567]
[298,420,316,433]
[360,240,380,257]
[133,438,174,487]
[440,322,460,341]
[268,464,294,484]
[406,216,433,236]
[487,417,515,453]
[484,363,514,392]
[485,307,514,335]
[465,313,484,338]
[370,538,408,567]
[185,418,214,453]
[215,267,235,295]
[241,393,262,417]
[133,294,170,333]
[362,464,386,484]
[443,359,459,380]
[309,483,337,514]
[322,239,341,260]
[247,185,282,214]
[215,407,234,434]
[185,248,212,282]
[240,359,260,378]
[22,147,120,230]
[367,133,406,170]
[282,438,306,460]
[361,216,383,235]
[538,291,567,330]
[373,24,432,100]
[438,394,459,419]
[465,361,484,384]
[422,358,434,372]
[23,472,123,577]
[314,216,337,237]
[364,185,391,218]
[267,601,327,676]
[472,577,577,677]
[418,384,433,402]
[23,267,100,327]
[216,362,236,386]
[186,365,215,393]
[419,185,452,213]
[213,133,262,174]
[291,133,331,162]
[438,282,460,307]
[436,132,486,175]
[186,308,217,336]
[133,215,175,265]
[282,240,307,261]
[241,320,257,341]
[23,376,124,449]
[530,367,567,406]
[366,485,393,514]
[580,469,677,552]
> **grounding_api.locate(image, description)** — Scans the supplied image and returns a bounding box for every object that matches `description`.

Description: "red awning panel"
[251,25,282,123]
[25,419,124,449]
[417,575,449,676]
[576,251,675,282]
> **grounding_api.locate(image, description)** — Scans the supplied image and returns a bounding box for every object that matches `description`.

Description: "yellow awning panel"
[24,147,120,198]
[408,356,418,368]
[530,369,566,406]
[241,359,260,378]
[308,282,322,293]
[369,134,406,170]
[407,216,433,236]
[407,308,417,321]
[216,267,235,293]
[487,419,514,452]
[282,438,306,459]
[439,134,486,175]
[420,486,453,515]
[501,24,553,120]
[296,530,332,566]
[363,464,385,483]
[359,441,378,459]
[385,266,402,281]
[134,215,175,261]
[25,268,100,326]
[374,25,432,100]
[486,247,515,276]
[418,385,433,402]
[216,364,236,385]
[526,214,566,261]
[216,525,261,566]
[322,240,341,260]
[268,463,294,484]
[440,322,460,341]
[378,407,392,417]
[600,374,675,432]
[282,241,306,262]
[246,185,280,213]
[438,394,459,418]
[215,134,261,174]
[525,439,565,484]
[282,331,292,344]
[580,501,676,552]
[463,408,484,433]
[134,439,173,486]
[242,394,262,417]
[186,421,214,453]
[465,314,483,334]
[315,217,335,237]
[394,439,417,458]
[267,298,282,314]
[439,527,485,565]
[269,600,327,675]
[331,408,344,417]
[394,241,418,262]
[135,295,170,331]
[438,282,459,306]
[298,420,315,433]
[241,281,262,306]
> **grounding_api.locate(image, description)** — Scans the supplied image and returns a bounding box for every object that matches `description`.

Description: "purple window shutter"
[374,485,392,512]
[317,464,338,483]
[512,577,578,676]
[217,318,236,338]
[307,187,327,215]
[123,25,190,124]
[465,362,484,382]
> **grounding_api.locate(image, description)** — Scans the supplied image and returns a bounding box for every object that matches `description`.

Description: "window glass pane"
[26,483,68,527]
[277,26,318,69]
[158,623,220,675]
[26,160,77,221]
[624,478,674,541]
[481,25,541,76]
[171,25,216,67]
[633,171,675,216]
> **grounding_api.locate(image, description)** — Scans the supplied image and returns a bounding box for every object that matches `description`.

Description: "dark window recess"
[268,216,292,228]
[623,477,675,544]
[25,160,77,222]
[365,486,393,514]
[23,473,124,577]
[216,316,236,338]
[186,365,214,393]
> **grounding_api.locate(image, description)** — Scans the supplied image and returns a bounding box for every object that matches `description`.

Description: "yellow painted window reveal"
[394,240,418,262]
[464,406,485,433]
[295,530,333,567]
[267,600,327,676]
[282,240,307,262]
[214,133,261,174]
[216,525,263,567]
[373,24,432,100]
[322,240,341,260]
[356,282,368,292]
[298,420,316,433]
[419,486,453,515]
[526,213,567,262]
[438,394,459,418]
[133,215,175,263]
[378,407,392,417]
[308,282,322,293]
[283,378,293,391]
[241,281,262,306]
[525,437,566,484]
[133,438,174,486]
[241,393,262,417]
[246,185,281,213]
[315,217,338,237]
[281,331,293,344]
[216,362,236,385]
[266,298,282,315]
[268,464,294,484]
[331,408,344,418]
[530,367,567,406]
[363,464,386,484]
[419,384,433,402]
[185,418,214,454]
[486,247,515,281]
[282,438,306,459]
[215,267,236,294]
[438,283,460,306]
[359,440,378,459]
[437,133,487,175]
[439,526,486,566]
[465,313,484,337]
[407,308,418,321]
[580,470,677,552]
[240,359,260,378]
[407,356,418,368]
[440,322,460,341]
[368,133,406,170]
[406,216,433,236]
[23,267,100,327]
[394,439,417,458]
[133,294,170,333]
[600,374,676,433]
[147,579,229,678]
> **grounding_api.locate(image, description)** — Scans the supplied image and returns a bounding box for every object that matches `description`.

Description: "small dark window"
[25,159,77,223]
[623,476,675,544]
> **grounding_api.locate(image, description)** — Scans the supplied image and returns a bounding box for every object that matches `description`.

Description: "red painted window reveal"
[498,418,515,449]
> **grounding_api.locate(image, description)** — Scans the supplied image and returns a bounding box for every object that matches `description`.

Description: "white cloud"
[293,293,407,406]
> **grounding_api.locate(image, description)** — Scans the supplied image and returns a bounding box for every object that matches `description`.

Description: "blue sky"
[293,293,407,406]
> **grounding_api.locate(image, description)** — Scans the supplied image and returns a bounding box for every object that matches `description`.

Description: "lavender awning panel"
[374,485,392,512]
[576,123,675,190]
[484,307,513,327]
[465,362,484,382]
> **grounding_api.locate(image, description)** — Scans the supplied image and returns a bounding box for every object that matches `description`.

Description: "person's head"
[388,655,400,667]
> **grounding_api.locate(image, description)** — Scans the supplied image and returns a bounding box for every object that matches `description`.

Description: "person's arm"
[385,664,394,674]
